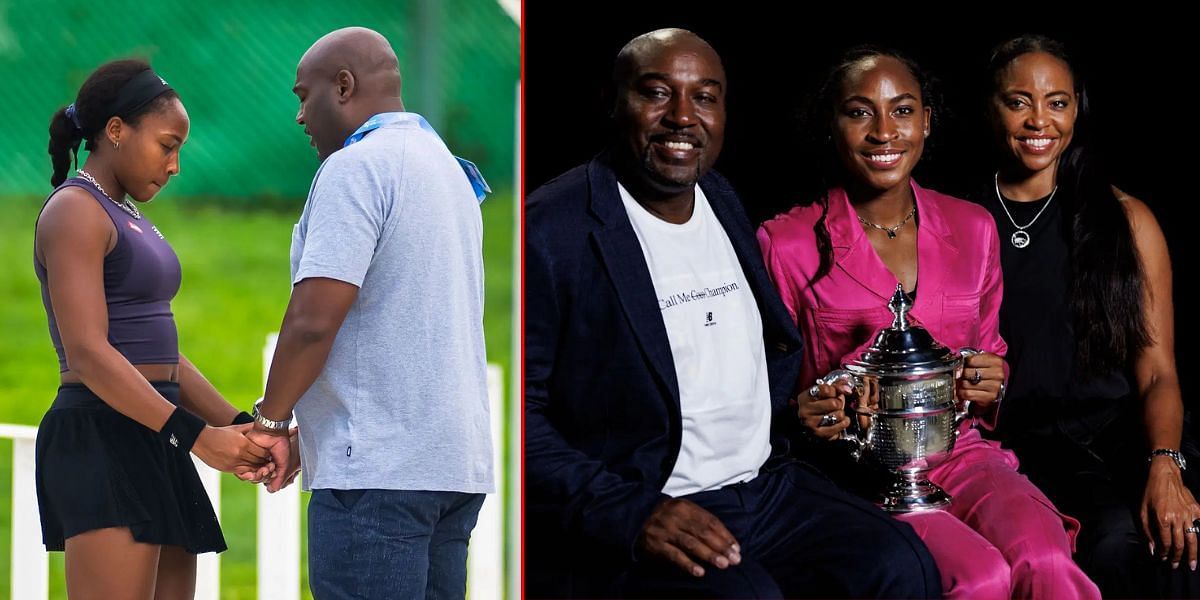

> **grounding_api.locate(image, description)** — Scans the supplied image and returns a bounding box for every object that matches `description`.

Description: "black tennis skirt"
[34,382,227,554]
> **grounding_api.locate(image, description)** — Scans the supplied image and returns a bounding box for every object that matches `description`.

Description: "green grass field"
[0,192,515,599]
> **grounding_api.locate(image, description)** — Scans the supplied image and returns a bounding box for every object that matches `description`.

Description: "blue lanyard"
[344,112,491,203]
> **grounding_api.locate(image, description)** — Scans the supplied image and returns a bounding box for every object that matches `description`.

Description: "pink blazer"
[757,180,1007,401]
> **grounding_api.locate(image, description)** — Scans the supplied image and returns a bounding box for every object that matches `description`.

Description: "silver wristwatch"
[1149,448,1187,471]
[252,397,292,432]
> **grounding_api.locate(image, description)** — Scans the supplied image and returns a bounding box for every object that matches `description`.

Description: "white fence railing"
[0,423,45,600]
[2,335,509,599]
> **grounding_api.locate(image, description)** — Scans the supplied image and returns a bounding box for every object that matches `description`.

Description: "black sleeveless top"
[34,178,182,372]
[972,184,1135,447]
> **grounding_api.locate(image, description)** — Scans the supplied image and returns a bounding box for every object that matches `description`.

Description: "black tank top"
[973,184,1134,446]
[34,178,182,372]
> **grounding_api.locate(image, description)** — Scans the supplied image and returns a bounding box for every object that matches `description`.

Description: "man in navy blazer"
[525,28,941,599]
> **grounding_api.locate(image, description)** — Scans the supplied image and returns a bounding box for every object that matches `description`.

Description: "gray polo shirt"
[289,117,494,493]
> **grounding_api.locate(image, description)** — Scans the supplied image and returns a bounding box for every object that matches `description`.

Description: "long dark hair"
[48,58,180,187]
[987,35,1148,377]
[796,45,945,284]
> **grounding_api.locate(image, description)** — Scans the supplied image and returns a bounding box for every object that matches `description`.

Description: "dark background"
[525,8,1192,410]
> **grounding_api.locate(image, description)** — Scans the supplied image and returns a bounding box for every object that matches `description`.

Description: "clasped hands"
[192,413,301,493]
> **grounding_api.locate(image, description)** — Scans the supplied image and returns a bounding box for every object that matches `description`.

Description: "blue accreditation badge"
[344,112,491,203]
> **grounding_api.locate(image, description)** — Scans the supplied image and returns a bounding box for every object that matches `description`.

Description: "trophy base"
[878,475,952,513]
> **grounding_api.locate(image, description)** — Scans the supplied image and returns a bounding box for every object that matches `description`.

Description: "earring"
[114,141,120,151]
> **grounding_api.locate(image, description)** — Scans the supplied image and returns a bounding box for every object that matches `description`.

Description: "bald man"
[249,27,494,599]
[525,29,941,598]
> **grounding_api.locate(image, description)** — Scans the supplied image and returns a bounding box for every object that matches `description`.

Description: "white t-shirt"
[618,182,772,497]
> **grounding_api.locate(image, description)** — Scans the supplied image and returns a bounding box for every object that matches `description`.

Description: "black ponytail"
[48,106,84,187]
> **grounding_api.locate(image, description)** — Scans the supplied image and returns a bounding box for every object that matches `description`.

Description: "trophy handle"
[955,347,982,427]
[819,369,868,457]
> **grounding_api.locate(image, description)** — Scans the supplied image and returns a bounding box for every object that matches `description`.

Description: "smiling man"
[525,28,941,599]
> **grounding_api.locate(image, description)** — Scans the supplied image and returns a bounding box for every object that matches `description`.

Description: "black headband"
[97,69,174,125]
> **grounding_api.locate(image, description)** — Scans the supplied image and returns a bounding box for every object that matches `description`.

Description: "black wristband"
[231,411,254,426]
[159,407,207,452]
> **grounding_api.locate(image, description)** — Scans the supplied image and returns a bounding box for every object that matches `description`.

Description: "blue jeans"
[308,489,486,600]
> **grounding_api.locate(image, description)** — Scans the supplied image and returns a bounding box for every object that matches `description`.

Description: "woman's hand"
[1141,458,1200,571]
[957,352,1006,409]
[797,379,853,440]
[192,424,273,477]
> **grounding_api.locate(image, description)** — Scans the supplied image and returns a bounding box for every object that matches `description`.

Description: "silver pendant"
[1011,230,1031,248]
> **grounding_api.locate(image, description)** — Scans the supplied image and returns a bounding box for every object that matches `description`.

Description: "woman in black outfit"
[977,34,1200,597]
[38,59,279,599]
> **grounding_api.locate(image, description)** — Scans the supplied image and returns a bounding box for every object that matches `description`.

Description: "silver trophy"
[821,284,978,513]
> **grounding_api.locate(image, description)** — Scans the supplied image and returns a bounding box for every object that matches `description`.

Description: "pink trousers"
[894,428,1101,599]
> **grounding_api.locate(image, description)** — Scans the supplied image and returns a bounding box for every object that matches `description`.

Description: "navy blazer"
[525,155,805,595]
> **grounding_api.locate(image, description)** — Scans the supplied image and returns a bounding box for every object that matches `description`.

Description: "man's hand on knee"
[637,498,742,577]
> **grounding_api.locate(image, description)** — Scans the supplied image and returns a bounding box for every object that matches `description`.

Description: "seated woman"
[757,46,1099,599]
[976,34,1200,598]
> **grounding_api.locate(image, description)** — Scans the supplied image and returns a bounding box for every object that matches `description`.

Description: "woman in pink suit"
[757,46,1100,599]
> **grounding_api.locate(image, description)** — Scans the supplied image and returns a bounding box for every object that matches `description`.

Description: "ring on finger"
[818,413,839,427]
[808,384,821,398]
[970,369,982,385]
